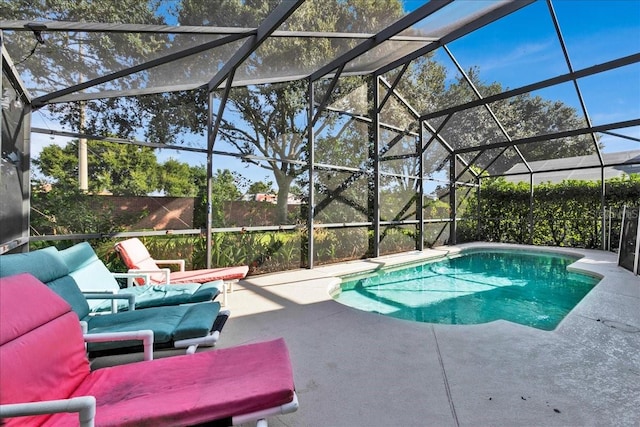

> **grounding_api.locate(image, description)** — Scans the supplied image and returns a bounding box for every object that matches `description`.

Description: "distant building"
[241,193,303,205]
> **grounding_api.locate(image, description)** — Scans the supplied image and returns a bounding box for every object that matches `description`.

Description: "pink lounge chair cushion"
[115,238,165,283]
[164,265,249,284]
[0,274,91,426]
[115,238,249,284]
[0,272,73,345]
[114,237,155,267]
[46,338,296,426]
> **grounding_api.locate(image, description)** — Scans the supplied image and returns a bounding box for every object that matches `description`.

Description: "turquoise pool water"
[332,250,600,330]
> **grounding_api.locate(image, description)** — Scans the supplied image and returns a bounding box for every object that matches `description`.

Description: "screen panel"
[618,206,639,274]
[1,69,30,252]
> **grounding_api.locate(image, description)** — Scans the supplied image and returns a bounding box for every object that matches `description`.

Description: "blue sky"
[29,0,639,186]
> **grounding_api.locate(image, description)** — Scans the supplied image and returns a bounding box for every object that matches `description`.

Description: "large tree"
[159,158,200,197]
[35,140,160,196]
[1,0,166,135]
[164,0,407,224]
[427,67,596,176]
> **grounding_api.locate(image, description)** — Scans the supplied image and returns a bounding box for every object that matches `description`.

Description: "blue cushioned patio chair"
[0,247,229,355]
[57,242,225,313]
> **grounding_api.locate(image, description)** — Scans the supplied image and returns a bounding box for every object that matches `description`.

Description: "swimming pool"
[332,249,600,330]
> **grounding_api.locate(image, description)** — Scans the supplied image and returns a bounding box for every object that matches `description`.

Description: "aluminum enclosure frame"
[1,0,638,262]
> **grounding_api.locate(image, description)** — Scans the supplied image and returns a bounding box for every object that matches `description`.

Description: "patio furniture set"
[0,239,298,426]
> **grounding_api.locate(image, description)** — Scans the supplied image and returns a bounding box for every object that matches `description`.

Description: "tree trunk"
[275,175,294,224]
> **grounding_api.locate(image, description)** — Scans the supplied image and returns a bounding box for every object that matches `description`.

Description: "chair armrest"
[84,293,136,311]
[155,259,186,272]
[0,396,96,427]
[127,268,171,285]
[112,271,151,288]
[82,289,119,313]
[84,330,154,361]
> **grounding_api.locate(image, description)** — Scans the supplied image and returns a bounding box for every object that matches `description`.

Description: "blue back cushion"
[0,246,67,282]
[57,242,94,272]
[58,242,120,293]
[47,276,91,320]
[0,246,91,320]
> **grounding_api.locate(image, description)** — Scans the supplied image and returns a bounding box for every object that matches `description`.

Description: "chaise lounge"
[0,273,298,426]
[115,238,249,296]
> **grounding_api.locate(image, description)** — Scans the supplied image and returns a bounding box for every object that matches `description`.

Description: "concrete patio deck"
[94,243,640,426]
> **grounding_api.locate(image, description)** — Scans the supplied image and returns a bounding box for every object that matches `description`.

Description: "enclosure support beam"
[548,0,607,249]
[635,212,640,275]
[205,93,215,268]
[377,62,410,112]
[529,174,535,245]
[374,0,535,78]
[311,65,344,127]
[443,45,532,174]
[421,118,477,181]
[449,156,457,245]
[369,77,381,258]
[378,79,467,183]
[455,119,640,155]
[417,129,424,251]
[547,0,604,167]
[310,0,453,83]
[32,33,247,107]
[378,77,419,120]
[484,159,640,180]
[1,33,32,254]
[477,177,482,241]
[206,72,235,268]
[421,115,452,156]
[601,167,606,250]
[602,130,640,144]
[307,78,315,269]
[2,38,32,103]
[207,0,305,91]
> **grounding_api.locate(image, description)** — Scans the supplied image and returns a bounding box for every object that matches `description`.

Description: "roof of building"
[503,150,640,184]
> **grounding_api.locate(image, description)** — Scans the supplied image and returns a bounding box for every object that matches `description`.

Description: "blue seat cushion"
[119,281,222,310]
[86,301,221,352]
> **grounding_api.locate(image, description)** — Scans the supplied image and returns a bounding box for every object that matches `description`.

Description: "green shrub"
[460,174,640,248]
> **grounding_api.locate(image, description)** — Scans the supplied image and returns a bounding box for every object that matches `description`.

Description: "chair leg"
[222,280,238,307]
[222,282,228,307]
[226,279,238,293]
